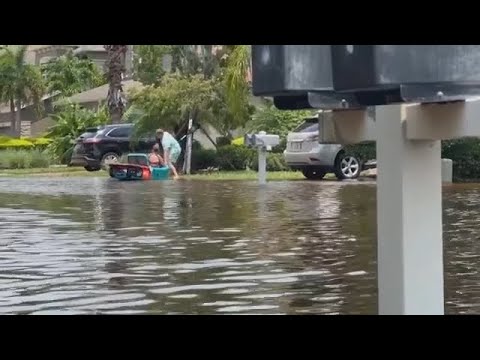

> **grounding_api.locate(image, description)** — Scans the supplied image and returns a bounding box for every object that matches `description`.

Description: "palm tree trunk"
[14,99,21,138]
[9,98,16,136]
[105,45,127,124]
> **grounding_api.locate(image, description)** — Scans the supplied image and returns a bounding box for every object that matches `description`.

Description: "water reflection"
[0,177,478,314]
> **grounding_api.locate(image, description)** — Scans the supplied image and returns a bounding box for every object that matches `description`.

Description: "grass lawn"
[0,166,105,177]
[0,166,323,181]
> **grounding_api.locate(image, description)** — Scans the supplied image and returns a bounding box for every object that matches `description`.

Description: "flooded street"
[0,177,479,314]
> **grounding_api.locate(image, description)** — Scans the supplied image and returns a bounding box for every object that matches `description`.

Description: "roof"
[55,80,143,105]
[75,45,106,52]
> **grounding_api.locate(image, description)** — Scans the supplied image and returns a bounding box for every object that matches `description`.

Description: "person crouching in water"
[149,144,165,167]
[156,128,181,180]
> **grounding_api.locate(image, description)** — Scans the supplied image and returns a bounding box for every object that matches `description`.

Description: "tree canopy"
[0,45,45,137]
[41,51,105,97]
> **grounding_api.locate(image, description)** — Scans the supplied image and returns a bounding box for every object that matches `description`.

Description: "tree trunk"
[14,99,21,138]
[104,45,127,124]
[9,98,16,136]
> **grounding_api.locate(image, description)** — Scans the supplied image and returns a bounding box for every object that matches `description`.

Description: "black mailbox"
[331,45,480,105]
[252,45,362,110]
[273,94,314,110]
[252,45,337,96]
[273,92,362,110]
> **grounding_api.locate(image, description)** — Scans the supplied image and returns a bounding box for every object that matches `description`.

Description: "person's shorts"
[169,149,181,164]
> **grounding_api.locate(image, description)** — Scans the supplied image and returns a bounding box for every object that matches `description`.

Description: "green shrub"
[30,149,51,168]
[30,137,52,149]
[216,145,255,171]
[190,145,289,172]
[441,138,480,181]
[343,141,376,163]
[191,148,217,171]
[0,149,51,169]
[216,137,231,147]
[251,152,289,171]
[0,137,52,151]
[0,138,35,150]
[344,138,480,181]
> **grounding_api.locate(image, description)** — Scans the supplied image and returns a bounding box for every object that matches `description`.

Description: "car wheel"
[101,152,120,170]
[335,153,361,180]
[84,165,101,172]
[302,168,327,180]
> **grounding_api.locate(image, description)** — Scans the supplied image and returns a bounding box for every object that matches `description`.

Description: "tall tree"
[104,45,127,124]
[41,51,105,97]
[0,45,45,137]
[129,73,215,136]
[132,45,172,85]
[224,45,251,115]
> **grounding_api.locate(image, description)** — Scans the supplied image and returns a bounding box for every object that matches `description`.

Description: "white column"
[258,147,267,185]
[376,104,444,315]
[185,118,193,175]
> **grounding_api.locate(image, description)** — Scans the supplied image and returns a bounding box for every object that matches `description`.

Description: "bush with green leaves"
[343,142,376,164]
[41,51,105,97]
[215,145,256,171]
[191,148,218,170]
[250,152,289,172]
[441,138,480,181]
[246,104,315,152]
[46,103,109,164]
[190,144,289,172]
[0,149,50,169]
[0,136,52,150]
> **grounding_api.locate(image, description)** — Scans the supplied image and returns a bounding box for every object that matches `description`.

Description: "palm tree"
[0,45,45,138]
[104,45,128,124]
[224,45,251,115]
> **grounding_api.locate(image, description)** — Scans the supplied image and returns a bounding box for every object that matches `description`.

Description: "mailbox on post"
[244,131,280,185]
[330,45,480,105]
[252,45,361,110]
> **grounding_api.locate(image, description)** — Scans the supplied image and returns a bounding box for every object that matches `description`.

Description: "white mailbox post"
[325,98,480,315]
[251,45,480,315]
[244,131,280,185]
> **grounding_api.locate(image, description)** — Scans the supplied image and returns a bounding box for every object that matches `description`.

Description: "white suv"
[284,117,363,180]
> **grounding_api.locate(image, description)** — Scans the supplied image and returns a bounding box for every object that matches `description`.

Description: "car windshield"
[293,120,319,133]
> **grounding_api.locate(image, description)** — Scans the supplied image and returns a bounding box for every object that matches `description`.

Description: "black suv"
[70,124,157,171]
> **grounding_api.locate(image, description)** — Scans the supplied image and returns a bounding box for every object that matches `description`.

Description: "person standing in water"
[156,128,181,180]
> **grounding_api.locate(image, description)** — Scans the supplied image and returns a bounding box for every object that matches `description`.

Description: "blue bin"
[151,166,170,180]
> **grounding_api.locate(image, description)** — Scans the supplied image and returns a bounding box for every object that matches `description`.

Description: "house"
[0,45,110,136]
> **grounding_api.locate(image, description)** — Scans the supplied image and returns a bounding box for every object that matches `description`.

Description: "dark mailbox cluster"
[252,45,480,109]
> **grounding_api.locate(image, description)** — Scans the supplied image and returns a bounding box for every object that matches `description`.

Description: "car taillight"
[84,138,100,144]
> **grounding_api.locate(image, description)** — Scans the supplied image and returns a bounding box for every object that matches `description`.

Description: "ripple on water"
[0,179,478,314]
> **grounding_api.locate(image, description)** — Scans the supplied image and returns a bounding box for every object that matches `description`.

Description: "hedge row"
[345,139,480,181]
[0,136,52,150]
[191,145,289,172]
[0,149,51,169]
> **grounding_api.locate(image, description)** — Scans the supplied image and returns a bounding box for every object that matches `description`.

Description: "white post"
[185,118,193,175]
[258,146,267,185]
[376,104,444,315]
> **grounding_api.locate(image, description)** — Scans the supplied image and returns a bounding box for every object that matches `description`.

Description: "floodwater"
[0,177,478,315]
